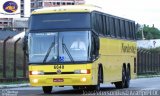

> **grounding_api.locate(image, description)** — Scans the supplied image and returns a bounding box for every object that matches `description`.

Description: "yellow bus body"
[29,37,136,86]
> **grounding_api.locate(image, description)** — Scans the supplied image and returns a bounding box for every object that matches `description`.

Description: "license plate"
[53,78,64,82]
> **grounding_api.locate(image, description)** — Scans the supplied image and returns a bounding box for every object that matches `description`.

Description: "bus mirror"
[23,36,27,51]
[97,38,100,50]
[91,55,96,62]
[23,35,28,52]
[95,37,100,50]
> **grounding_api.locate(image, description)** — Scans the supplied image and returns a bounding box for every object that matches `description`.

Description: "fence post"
[23,46,27,78]
[3,36,12,78]
[151,53,154,73]
[147,51,149,73]
[137,50,139,74]
[141,50,144,74]
[144,51,147,73]
[13,38,21,78]
[155,54,158,73]
[150,52,151,72]
[138,49,143,75]
[159,54,160,73]
[153,53,156,73]
[138,49,142,75]
[156,53,158,73]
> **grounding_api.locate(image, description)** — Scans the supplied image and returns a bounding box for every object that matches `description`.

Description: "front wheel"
[42,86,52,94]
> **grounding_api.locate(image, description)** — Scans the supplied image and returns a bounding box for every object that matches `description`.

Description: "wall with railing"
[0,37,27,82]
[137,49,160,75]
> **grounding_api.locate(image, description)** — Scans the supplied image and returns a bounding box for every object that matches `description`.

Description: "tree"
[146,32,153,39]
[136,25,160,40]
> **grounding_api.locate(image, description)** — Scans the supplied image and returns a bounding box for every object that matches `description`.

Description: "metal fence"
[0,36,27,82]
[137,49,160,75]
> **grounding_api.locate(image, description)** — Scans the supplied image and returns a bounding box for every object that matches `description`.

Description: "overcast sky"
[85,0,160,28]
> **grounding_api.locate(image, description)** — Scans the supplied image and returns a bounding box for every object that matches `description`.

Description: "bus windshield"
[28,31,91,64]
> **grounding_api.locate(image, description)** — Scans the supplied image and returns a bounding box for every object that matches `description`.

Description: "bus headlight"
[74,69,90,74]
[30,71,44,75]
[32,79,38,83]
[81,77,87,82]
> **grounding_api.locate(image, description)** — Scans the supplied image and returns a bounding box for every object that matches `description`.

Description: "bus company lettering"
[121,43,136,53]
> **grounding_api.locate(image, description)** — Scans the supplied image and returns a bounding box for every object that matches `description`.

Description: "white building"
[31,0,85,12]
[22,0,31,18]
[137,39,160,49]
[0,0,85,30]
[0,0,31,30]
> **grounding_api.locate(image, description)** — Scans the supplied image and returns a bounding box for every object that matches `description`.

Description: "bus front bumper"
[29,74,93,86]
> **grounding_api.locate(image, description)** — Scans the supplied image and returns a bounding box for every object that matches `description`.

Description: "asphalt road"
[1,77,160,96]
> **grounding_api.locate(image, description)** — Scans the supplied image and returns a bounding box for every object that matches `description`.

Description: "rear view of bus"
[24,5,137,93]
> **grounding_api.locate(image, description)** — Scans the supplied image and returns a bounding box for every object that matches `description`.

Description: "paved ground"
[1,77,160,96]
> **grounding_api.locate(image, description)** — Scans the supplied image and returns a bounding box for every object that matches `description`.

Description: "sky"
[85,0,160,28]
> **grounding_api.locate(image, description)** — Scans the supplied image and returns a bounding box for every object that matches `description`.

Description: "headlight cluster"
[29,71,44,75]
[74,69,90,74]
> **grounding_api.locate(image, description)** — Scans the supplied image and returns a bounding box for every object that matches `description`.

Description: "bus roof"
[32,5,102,14]
[31,5,135,22]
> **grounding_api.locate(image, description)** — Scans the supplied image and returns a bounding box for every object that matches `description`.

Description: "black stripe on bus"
[44,72,74,75]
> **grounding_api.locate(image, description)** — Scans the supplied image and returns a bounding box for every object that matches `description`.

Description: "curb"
[0,83,30,89]
[137,75,160,78]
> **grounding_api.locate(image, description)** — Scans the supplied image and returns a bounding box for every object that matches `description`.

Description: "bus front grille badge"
[57,69,62,74]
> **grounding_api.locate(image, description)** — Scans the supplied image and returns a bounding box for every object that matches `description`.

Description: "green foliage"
[136,25,160,40]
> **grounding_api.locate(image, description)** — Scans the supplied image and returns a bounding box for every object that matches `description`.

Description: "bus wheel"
[114,67,126,89]
[42,86,52,94]
[72,86,80,90]
[124,67,130,88]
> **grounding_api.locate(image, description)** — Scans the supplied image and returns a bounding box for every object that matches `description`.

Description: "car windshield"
[28,31,91,64]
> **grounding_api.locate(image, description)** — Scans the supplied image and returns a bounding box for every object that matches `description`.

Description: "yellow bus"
[24,5,137,93]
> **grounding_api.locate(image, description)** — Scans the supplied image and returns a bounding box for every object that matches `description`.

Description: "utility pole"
[141,25,145,40]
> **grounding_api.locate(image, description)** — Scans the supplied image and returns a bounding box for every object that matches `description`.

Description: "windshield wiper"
[62,37,74,63]
[43,39,55,63]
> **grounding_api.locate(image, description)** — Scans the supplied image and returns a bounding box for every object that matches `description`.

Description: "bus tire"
[124,67,130,88]
[42,86,52,94]
[114,66,126,89]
